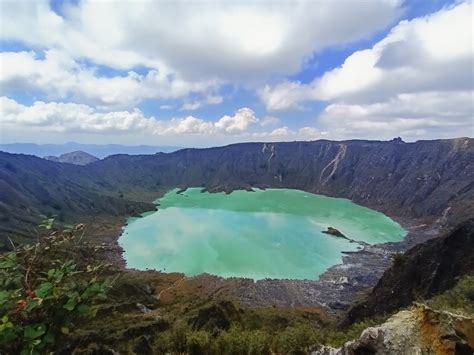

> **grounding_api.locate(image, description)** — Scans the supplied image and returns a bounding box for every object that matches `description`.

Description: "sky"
[0,0,472,147]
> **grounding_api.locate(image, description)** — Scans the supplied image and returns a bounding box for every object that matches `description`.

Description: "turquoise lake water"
[119,188,406,280]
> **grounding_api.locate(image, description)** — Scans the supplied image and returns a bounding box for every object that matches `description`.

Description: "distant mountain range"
[44,151,100,165]
[0,142,181,159]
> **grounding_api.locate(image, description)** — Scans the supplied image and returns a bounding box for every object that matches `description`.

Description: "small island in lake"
[322,227,370,247]
[322,227,346,238]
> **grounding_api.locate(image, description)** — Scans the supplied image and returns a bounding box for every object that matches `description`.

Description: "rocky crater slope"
[316,303,473,355]
[0,138,473,307]
[1,137,473,246]
[87,137,474,226]
[343,218,474,325]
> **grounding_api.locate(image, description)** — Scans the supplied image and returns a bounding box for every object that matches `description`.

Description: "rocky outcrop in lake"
[322,227,346,238]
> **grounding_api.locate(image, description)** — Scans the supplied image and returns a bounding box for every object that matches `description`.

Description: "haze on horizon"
[0,0,473,147]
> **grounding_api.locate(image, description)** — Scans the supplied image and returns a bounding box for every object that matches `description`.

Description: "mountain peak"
[44,151,99,165]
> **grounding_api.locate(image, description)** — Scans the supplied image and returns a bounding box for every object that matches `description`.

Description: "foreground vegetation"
[0,220,113,354]
[146,316,388,354]
[427,275,474,316]
[1,221,473,354]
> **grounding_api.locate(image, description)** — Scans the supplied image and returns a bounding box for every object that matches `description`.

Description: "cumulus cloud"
[252,126,323,141]
[0,97,261,136]
[258,1,473,140]
[267,127,294,138]
[0,0,400,82]
[162,116,214,135]
[0,50,218,109]
[1,1,470,144]
[320,91,474,140]
[298,127,323,138]
[260,1,473,110]
[214,108,258,134]
[260,116,280,127]
[180,95,224,111]
[0,96,326,145]
[259,81,314,112]
[0,96,157,133]
[314,1,473,104]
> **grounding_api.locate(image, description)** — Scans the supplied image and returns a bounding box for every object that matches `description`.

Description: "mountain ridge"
[91,137,474,223]
[1,137,473,247]
[0,142,181,159]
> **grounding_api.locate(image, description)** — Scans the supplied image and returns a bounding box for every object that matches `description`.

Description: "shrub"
[274,325,315,355]
[392,253,407,267]
[0,221,112,354]
[186,330,210,354]
[428,275,474,315]
[169,321,189,353]
[214,327,249,354]
[213,327,272,355]
[152,331,173,354]
[247,330,272,355]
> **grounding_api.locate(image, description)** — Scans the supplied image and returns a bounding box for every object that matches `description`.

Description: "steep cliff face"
[316,304,474,355]
[343,219,474,326]
[90,138,474,224]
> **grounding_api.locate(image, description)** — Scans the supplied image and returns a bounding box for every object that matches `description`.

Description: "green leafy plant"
[0,220,112,354]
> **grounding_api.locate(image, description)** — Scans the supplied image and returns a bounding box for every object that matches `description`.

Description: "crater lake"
[119,188,406,280]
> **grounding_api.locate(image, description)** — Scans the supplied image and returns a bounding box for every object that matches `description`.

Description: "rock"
[70,343,119,355]
[322,227,346,238]
[136,303,151,314]
[314,304,474,355]
[144,284,152,294]
[391,137,405,144]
